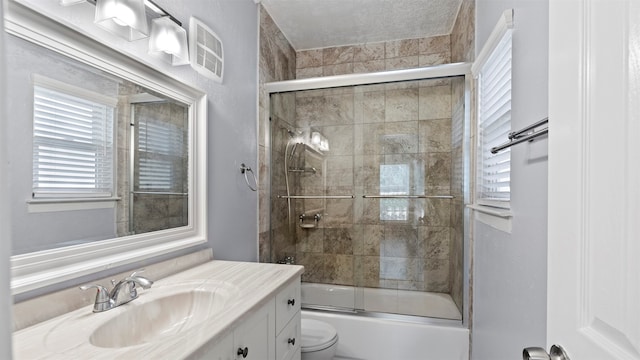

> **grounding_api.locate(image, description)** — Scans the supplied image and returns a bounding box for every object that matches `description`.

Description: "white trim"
[265,62,472,93]
[27,197,118,213]
[32,74,118,107]
[467,204,513,218]
[6,1,208,295]
[467,204,513,233]
[471,9,514,77]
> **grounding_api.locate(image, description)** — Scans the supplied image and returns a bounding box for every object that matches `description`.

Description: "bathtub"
[302,310,469,360]
[301,283,469,360]
[301,282,462,320]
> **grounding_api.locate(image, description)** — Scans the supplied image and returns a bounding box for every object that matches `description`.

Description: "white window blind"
[32,82,115,198]
[136,118,185,192]
[476,28,512,208]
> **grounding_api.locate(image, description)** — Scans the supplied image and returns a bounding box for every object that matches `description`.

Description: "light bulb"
[311,132,321,145]
[107,3,136,27]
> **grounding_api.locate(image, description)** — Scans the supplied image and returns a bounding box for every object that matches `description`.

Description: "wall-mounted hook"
[240,163,258,191]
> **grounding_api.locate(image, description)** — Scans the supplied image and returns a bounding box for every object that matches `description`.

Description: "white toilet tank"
[300,318,338,360]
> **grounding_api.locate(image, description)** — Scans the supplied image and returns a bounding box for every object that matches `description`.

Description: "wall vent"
[189,17,223,83]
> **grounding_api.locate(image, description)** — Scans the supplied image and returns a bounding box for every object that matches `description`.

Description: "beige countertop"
[13,260,304,359]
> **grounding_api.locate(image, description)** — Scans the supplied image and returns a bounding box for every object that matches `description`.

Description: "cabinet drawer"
[276,312,301,360]
[275,277,301,333]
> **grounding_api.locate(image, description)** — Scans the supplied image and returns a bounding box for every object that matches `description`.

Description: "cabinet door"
[234,299,276,360]
[275,277,301,333]
[276,312,301,360]
[196,333,233,360]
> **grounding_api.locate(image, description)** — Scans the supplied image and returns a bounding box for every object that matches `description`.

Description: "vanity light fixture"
[60,0,191,66]
[94,0,149,41]
[149,16,190,66]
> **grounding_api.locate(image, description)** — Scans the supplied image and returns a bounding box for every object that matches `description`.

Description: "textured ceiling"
[259,0,464,50]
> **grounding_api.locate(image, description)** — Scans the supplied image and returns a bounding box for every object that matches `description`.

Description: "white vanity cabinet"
[233,298,276,360]
[194,276,301,360]
[13,261,304,359]
[275,277,301,360]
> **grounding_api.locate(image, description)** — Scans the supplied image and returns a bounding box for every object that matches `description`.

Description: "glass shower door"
[268,75,466,320]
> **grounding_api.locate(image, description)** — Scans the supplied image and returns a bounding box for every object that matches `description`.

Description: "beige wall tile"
[354,42,386,61]
[323,46,355,65]
[353,60,386,74]
[385,56,420,70]
[385,38,420,58]
[419,85,452,120]
[386,88,419,122]
[419,35,451,55]
[323,63,353,76]
[296,66,323,79]
[419,118,452,153]
[297,49,323,68]
[419,52,452,66]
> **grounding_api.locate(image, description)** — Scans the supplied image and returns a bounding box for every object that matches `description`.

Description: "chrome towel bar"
[277,195,355,199]
[362,195,454,199]
[491,117,549,154]
[130,191,187,196]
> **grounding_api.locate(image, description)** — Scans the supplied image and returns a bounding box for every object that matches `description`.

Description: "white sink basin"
[89,281,239,348]
[42,280,240,351]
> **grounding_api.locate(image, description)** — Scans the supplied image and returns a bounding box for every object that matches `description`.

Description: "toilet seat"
[301,318,338,352]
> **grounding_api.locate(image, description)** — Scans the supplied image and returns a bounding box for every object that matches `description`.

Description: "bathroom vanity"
[13,261,303,360]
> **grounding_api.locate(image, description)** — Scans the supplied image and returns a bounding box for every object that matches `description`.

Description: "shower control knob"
[287,298,295,306]
[288,338,296,346]
[237,346,249,358]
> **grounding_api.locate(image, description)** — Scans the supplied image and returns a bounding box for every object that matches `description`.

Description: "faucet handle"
[79,284,112,312]
[126,268,154,290]
[129,268,146,277]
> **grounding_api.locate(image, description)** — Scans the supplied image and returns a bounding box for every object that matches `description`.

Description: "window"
[380,164,410,221]
[473,11,513,209]
[32,77,116,199]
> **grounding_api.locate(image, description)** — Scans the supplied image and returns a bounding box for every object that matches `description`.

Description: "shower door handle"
[523,345,570,360]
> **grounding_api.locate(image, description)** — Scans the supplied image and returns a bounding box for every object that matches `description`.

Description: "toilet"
[300,318,339,360]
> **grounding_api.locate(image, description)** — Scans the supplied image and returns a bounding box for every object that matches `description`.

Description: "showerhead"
[283,128,302,138]
[288,142,301,162]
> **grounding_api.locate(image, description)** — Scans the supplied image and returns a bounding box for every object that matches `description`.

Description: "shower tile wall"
[291,79,455,294]
[115,83,189,237]
[450,0,475,314]
[259,2,475,317]
[130,102,188,234]
[296,35,451,78]
[258,5,297,263]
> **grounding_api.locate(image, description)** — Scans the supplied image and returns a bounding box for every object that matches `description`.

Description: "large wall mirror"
[6,2,208,295]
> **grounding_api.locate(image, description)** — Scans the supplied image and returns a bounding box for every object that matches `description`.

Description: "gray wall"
[138,1,260,262]
[472,1,549,358]
[7,0,259,297]
[1,0,14,355]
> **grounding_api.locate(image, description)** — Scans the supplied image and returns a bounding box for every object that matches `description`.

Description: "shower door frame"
[265,62,473,326]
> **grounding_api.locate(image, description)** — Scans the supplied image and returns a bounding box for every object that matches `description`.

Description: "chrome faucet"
[79,269,153,313]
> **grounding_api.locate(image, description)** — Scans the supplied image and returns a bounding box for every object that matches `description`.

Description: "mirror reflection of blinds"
[32,85,114,198]
[477,29,512,205]
[137,119,184,192]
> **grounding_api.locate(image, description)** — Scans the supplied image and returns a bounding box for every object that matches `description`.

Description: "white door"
[548,0,640,359]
